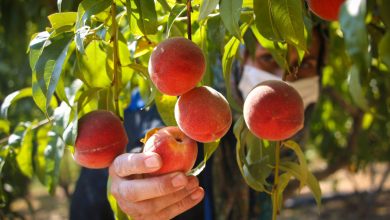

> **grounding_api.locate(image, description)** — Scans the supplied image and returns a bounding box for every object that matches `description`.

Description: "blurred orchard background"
[1,0,390,219]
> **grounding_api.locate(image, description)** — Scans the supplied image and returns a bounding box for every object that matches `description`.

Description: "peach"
[175,86,232,143]
[143,126,198,175]
[307,0,345,21]
[243,80,304,141]
[74,110,128,169]
[148,37,206,96]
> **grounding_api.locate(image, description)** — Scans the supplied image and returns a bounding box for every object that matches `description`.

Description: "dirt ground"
[6,163,390,220]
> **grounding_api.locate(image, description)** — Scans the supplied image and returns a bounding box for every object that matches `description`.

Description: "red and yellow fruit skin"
[143,126,198,175]
[243,80,304,141]
[307,0,345,21]
[175,86,232,143]
[74,110,128,169]
[148,37,206,96]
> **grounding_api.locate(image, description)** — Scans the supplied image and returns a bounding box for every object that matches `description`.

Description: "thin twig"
[111,3,121,116]
[186,0,192,40]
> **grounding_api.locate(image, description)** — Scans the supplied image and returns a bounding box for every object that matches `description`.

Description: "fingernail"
[171,173,187,188]
[191,189,203,200]
[144,156,160,168]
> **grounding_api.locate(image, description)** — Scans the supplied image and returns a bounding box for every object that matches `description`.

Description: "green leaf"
[77,87,103,111]
[75,0,112,30]
[76,40,112,88]
[348,65,369,110]
[283,140,307,189]
[254,0,306,50]
[48,12,77,29]
[107,177,131,220]
[0,145,10,175]
[188,140,220,176]
[133,0,158,35]
[254,0,281,42]
[279,161,322,209]
[245,132,273,187]
[32,32,73,115]
[222,21,251,113]
[198,0,219,21]
[0,120,10,135]
[46,41,72,115]
[44,130,65,195]
[125,0,132,33]
[75,0,112,53]
[220,0,242,39]
[63,107,78,147]
[35,124,51,184]
[32,70,47,117]
[155,92,177,126]
[379,32,390,68]
[16,123,34,178]
[234,116,270,192]
[166,4,186,38]
[251,25,288,70]
[277,172,292,211]
[1,88,32,118]
[128,63,156,108]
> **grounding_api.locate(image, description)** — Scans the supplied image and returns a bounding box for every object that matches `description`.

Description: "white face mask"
[287,76,320,109]
[238,64,320,109]
[238,65,279,99]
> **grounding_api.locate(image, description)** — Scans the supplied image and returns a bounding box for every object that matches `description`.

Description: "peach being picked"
[74,110,128,169]
[143,126,198,175]
[175,86,232,143]
[243,80,304,141]
[148,37,206,96]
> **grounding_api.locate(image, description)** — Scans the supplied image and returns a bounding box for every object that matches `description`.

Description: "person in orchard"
[69,25,326,220]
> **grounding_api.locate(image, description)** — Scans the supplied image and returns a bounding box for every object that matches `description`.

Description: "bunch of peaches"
[72,37,305,176]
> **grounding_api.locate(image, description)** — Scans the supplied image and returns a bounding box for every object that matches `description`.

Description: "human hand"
[109,152,204,220]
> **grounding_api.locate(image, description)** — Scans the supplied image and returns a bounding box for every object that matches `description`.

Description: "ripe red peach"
[74,110,128,169]
[243,80,304,141]
[148,37,206,96]
[175,86,232,143]
[143,126,198,175]
[307,0,345,21]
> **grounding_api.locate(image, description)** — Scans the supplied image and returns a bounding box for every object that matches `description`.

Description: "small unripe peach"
[175,86,232,143]
[74,110,128,169]
[143,126,198,175]
[307,0,345,21]
[243,80,304,141]
[148,37,206,96]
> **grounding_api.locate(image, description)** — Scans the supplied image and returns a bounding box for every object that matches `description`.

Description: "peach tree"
[1,0,390,219]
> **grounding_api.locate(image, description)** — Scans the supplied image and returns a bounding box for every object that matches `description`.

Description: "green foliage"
[1,0,390,218]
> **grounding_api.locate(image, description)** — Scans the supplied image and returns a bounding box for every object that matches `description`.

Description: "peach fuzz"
[175,86,232,143]
[243,80,304,141]
[74,110,128,169]
[148,37,206,96]
[143,126,198,175]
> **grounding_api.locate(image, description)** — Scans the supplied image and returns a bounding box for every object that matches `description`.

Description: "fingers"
[155,187,204,220]
[113,172,190,202]
[111,152,162,177]
[121,176,200,216]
